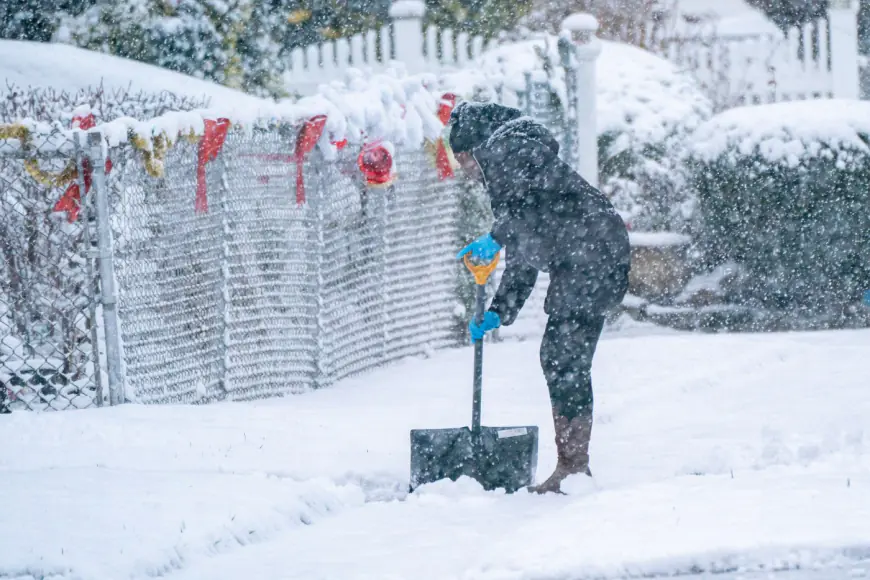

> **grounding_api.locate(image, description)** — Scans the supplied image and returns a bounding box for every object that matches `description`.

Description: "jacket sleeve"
[487,242,538,326]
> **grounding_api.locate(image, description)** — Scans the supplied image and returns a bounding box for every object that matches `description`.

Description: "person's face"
[454,150,483,183]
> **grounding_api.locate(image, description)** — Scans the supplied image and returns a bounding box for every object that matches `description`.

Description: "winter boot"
[528,414,593,494]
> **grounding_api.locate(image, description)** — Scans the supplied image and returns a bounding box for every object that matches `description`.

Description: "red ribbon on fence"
[196,118,231,214]
[53,112,113,223]
[294,115,327,204]
[435,93,457,180]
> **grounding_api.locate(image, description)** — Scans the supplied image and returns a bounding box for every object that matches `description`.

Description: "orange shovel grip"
[463,252,500,285]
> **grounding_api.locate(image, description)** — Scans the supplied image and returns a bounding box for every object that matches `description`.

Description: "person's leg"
[528,311,605,494]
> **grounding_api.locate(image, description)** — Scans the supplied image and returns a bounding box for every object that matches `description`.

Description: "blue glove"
[456,233,501,262]
[469,311,501,343]
[863,290,870,307]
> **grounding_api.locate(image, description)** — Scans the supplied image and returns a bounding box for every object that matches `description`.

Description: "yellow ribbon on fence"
[23,159,79,188]
[130,129,198,178]
[2,123,81,188]
[0,123,30,143]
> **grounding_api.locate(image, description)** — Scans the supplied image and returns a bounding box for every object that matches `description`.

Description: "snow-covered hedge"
[0,84,209,125]
[442,37,713,232]
[687,99,870,321]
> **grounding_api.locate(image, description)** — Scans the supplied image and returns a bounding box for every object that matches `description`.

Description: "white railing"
[283,0,861,113]
[652,1,860,109]
[284,0,495,95]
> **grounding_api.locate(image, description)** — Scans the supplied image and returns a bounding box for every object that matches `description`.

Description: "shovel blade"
[409,425,539,493]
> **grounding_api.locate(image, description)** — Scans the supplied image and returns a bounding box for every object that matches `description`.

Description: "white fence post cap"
[562,13,599,34]
[390,0,426,19]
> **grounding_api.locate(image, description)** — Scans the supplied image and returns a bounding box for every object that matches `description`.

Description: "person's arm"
[487,241,538,326]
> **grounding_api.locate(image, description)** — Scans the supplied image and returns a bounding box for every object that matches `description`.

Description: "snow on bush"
[596,41,712,232]
[0,84,209,125]
[686,99,870,324]
[0,67,446,161]
[442,36,713,232]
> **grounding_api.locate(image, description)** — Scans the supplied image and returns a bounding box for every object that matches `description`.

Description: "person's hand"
[469,311,501,343]
[456,233,501,263]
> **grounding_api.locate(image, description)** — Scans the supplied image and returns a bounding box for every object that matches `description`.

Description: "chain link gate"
[0,131,104,411]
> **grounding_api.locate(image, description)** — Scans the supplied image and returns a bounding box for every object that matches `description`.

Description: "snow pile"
[595,40,712,149]
[2,328,869,579]
[0,40,265,110]
[689,99,870,167]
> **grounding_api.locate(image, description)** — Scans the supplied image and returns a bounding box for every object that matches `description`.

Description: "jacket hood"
[473,116,561,189]
[447,102,523,154]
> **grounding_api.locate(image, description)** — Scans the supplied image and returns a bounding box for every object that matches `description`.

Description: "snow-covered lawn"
[2,325,869,579]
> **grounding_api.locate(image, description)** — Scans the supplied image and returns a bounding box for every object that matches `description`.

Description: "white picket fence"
[284,0,861,114]
[654,2,861,110]
[284,0,495,95]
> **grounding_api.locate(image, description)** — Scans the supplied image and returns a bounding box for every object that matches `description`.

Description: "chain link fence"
[0,77,572,411]
[0,132,103,411]
[99,125,462,404]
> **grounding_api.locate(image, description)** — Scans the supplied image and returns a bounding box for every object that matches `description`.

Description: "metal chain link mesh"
[0,133,102,411]
[1,82,568,410]
[103,126,462,403]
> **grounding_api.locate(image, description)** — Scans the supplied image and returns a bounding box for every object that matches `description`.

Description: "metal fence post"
[88,131,125,405]
[378,184,390,364]
[310,160,328,389]
[217,155,231,399]
[523,72,534,116]
[74,132,104,407]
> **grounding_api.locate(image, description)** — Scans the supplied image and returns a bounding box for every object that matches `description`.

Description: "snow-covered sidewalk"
[2,326,869,579]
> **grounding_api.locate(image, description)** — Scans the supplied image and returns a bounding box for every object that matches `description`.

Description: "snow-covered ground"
[2,323,869,579]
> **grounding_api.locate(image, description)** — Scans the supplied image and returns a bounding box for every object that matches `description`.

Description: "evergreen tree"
[63,1,230,85]
[0,0,94,42]
[423,0,532,40]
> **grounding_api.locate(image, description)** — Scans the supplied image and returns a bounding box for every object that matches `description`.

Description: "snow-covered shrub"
[59,0,289,98]
[0,84,209,124]
[442,37,713,232]
[597,40,712,232]
[687,99,870,322]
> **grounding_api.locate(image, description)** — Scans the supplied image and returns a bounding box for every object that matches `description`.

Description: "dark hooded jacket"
[449,102,631,324]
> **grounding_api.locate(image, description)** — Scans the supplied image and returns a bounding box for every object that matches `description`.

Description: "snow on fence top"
[1,68,449,158]
[689,98,870,167]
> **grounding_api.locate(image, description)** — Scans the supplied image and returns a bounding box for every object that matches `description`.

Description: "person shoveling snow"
[450,102,631,494]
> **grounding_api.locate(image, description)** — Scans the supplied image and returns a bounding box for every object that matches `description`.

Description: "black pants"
[539,312,606,420]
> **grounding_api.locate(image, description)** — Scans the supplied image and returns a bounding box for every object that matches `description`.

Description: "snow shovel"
[409,253,539,493]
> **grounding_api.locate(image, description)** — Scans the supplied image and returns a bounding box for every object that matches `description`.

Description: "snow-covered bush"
[442,37,713,232]
[596,40,712,232]
[59,0,289,98]
[687,99,870,322]
[0,84,209,124]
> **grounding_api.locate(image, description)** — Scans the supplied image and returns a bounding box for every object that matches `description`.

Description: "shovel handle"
[463,253,500,286]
